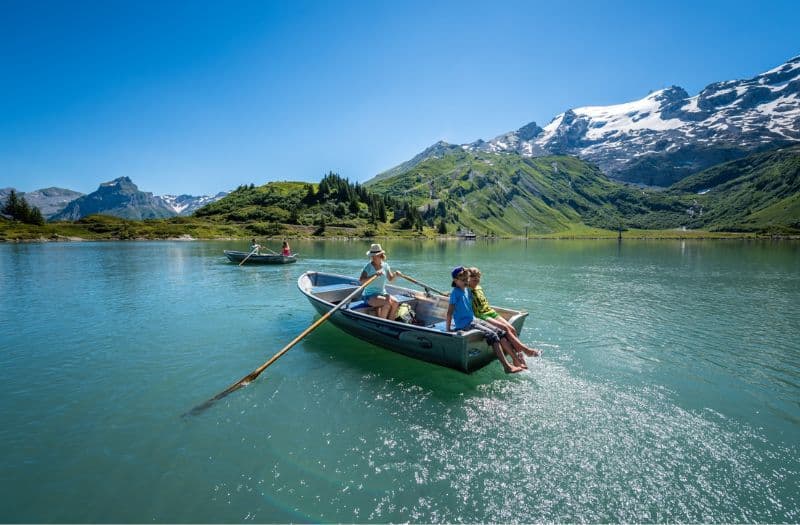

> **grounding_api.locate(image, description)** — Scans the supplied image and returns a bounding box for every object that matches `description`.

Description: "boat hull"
[298,271,528,373]
[224,250,297,264]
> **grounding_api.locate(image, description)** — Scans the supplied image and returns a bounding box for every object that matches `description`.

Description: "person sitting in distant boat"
[250,238,261,255]
[359,243,402,320]
[467,266,541,358]
[446,266,524,374]
[281,240,291,256]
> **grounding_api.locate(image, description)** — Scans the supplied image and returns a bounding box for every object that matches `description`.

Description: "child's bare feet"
[505,365,523,374]
[515,353,528,369]
[522,347,541,357]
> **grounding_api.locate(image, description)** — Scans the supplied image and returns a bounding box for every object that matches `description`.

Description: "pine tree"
[26,205,45,225]
[348,197,360,215]
[303,184,316,204]
[2,190,21,218]
[377,200,387,223]
[2,190,44,225]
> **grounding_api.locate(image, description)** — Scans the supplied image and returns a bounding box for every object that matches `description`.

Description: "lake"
[1,239,798,522]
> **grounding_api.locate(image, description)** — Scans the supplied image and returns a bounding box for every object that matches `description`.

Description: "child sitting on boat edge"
[446,266,525,374]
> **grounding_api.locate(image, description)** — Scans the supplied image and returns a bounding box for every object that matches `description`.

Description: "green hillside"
[667,145,800,233]
[365,149,689,235]
[364,146,800,235]
[193,173,413,236]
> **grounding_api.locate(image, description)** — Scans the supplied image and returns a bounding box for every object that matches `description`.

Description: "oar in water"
[185,274,379,416]
[238,246,259,266]
[397,273,448,296]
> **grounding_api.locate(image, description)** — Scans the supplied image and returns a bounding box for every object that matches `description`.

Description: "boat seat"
[429,320,449,331]
[347,294,415,311]
[347,299,369,310]
[311,283,360,294]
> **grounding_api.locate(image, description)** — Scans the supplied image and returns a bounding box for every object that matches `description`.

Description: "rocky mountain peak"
[516,121,544,141]
[51,177,175,221]
[99,176,139,194]
[655,85,690,103]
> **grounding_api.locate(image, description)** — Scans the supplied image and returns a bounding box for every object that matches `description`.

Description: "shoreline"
[3,233,799,243]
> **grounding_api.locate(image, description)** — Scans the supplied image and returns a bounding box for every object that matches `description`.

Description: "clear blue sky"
[1,0,798,196]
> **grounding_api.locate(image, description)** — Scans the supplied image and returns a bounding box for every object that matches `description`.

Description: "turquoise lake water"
[1,239,798,522]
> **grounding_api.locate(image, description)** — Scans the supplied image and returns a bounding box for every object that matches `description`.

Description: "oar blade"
[183,376,253,417]
[182,274,379,418]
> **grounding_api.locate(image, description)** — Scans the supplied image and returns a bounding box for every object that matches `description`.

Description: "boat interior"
[309,281,518,331]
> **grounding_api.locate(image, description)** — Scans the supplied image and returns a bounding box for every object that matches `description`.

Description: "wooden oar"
[397,273,448,296]
[185,274,379,416]
[238,246,259,266]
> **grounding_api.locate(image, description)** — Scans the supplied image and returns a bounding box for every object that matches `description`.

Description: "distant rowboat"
[224,250,297,264]
[297,271,528,373]
[457,229,477,240]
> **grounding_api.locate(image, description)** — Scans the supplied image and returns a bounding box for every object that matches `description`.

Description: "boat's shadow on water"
[299,324,505,403]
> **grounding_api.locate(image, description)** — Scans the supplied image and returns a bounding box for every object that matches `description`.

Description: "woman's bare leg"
[368,295,390,318]
[387,297,399,320]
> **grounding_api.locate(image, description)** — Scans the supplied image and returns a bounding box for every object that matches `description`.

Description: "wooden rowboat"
[224,250,297,264]
[297,271,528,373]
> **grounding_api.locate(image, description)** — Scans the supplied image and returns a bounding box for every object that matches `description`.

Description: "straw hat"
[366,243,385,256]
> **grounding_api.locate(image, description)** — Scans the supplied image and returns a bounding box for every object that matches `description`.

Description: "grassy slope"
[667,145,800,233]
[366,151,609,234]
[366,149,696,235]
[366,146,800,236]
[193,180,420,237]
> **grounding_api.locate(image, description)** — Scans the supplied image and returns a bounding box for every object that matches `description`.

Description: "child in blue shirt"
[446,266,524,374]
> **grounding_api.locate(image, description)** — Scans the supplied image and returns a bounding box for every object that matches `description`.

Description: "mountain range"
[2,179,226,220]
[0,187,84,218]
[375,55,800,187]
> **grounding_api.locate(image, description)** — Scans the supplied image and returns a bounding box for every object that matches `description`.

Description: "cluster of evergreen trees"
[1,190,44,225]
[306,172,408,226]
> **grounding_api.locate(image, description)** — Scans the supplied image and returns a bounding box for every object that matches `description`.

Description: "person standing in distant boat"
[250,238,261,255]
[359,243,402,320]
[281,240,291,256]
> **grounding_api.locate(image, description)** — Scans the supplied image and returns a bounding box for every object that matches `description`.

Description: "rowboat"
[224,250,297,264]
[297,271,529,373]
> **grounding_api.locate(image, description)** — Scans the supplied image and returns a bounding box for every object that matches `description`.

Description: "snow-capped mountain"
[424,55,800,186]
[160,192,227,216]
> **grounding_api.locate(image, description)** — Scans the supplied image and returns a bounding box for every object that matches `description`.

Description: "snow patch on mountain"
[160,192,227,215]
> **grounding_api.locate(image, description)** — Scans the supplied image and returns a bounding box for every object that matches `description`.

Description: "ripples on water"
[1,240,798,522]
[203,353,797,523]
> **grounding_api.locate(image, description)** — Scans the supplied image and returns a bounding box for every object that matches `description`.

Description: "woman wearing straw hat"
[359,243,402,320]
